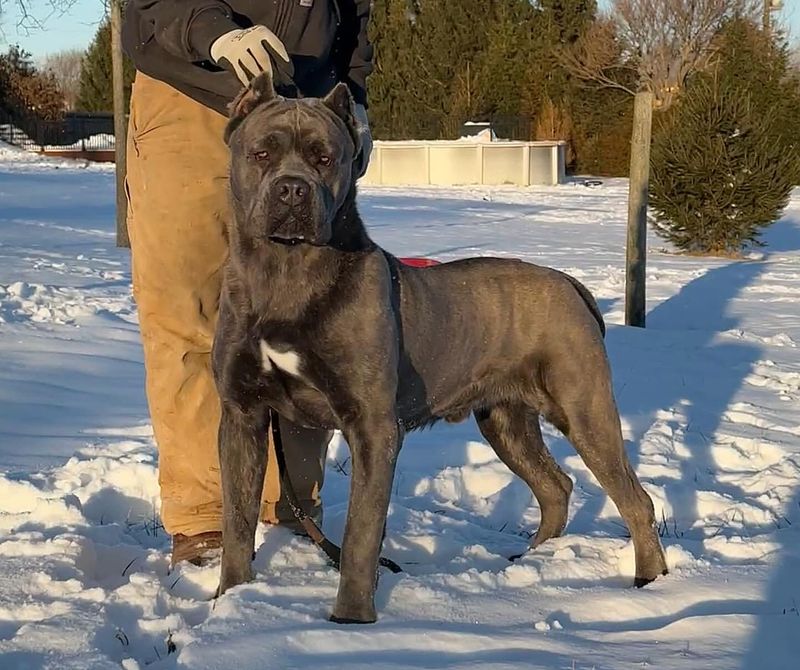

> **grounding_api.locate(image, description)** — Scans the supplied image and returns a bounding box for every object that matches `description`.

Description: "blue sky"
[0,0,798,60]
[0,0,106,58]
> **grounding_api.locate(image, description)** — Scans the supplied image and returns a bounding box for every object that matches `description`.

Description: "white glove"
[353,103,373,178]
[210,25,293,86]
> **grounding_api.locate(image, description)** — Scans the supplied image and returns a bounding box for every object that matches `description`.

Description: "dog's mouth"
[267,234,331,247]
[268,235,307,246]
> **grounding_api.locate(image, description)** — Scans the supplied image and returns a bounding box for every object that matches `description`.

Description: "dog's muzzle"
[267,175,329,245]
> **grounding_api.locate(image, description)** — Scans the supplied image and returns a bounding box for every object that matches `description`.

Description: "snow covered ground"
[1,142,799,669]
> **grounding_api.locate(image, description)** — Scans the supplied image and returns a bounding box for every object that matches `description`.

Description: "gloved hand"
[210,25,294,88]
[353,103,373,178]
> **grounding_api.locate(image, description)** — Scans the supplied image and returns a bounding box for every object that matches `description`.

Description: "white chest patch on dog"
[259,340,302,376]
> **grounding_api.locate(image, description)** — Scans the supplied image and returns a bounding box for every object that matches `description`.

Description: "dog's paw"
[329,614,377,625]
[633,568,668,588]
[330,601,377,624]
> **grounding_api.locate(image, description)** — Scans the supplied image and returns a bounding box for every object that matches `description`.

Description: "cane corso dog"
[212,74,668,623]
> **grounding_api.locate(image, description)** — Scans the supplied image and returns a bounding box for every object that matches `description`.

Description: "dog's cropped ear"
[322,83,361,155]
[224,72,277,144]
[323,82,354,122]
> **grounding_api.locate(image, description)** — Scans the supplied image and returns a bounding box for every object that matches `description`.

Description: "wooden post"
[625,89,653,328]
[111,0,130,249]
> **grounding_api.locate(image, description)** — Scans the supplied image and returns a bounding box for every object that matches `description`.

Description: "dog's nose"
[274,176,310,207]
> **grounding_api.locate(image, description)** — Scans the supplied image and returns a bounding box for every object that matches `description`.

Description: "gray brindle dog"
[213,74,668,624]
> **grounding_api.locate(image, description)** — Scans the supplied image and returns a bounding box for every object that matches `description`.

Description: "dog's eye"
[252,151,270,162]
[318,155,332,167]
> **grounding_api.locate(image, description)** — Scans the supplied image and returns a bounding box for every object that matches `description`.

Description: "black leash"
[268,408,403,574]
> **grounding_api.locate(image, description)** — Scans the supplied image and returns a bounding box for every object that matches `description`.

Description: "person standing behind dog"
[122,0,373,566]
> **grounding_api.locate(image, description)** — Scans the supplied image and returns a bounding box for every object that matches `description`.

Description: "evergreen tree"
[410,0,490,137]
[406,0,546,138]
[476,0,541,119]
[530,0,605,167]
[650,22,800,255]
[368,0,423,139]
[711,19,800,163]
[365,0,633,174]
[365,0,541,142]
[536,0,596,103]
[1,45,36,78]
[76,18,135,112]
[570,84,633,175]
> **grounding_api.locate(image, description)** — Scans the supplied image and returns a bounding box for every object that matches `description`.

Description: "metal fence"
[0,110,116,151]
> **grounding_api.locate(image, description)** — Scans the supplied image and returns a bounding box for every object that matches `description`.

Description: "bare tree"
[562,0,752,326]
[566,0,754,109]
[0,0,78,35]
[41,48,83,110]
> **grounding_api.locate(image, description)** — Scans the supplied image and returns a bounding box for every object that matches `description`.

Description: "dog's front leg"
[217,402,268,595]
[331,410,401,624]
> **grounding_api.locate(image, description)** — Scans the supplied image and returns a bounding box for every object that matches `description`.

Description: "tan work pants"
[126,73,329,536]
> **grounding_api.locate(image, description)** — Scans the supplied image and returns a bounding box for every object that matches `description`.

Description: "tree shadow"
[571,259,766,541]
[741,488,800,669]
[758,205,800,253]
[279,644,570,669]
[737,190,800,670]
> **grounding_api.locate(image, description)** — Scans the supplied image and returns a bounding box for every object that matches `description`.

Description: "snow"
[458,127,497,142]
[1,149,799,669]
[0,140,111,171]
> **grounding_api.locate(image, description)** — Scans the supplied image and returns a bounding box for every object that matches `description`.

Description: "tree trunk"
[625,89,653,328]
[111,0,130,249]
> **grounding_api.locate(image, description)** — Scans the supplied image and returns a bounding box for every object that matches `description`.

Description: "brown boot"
[171,531,222,567]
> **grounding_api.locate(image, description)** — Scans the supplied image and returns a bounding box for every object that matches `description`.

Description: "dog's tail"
[559,272,606,338]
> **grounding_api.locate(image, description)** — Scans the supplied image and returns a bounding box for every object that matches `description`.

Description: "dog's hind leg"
[217,402,269,595]
[545,354,668,586]
[474,403,573,550]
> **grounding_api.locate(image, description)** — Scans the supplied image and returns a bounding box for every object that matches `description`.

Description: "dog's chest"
[259,339,302,376]
[252,337,338,429]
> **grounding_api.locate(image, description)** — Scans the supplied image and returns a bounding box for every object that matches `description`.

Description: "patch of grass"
[657,509,685,539]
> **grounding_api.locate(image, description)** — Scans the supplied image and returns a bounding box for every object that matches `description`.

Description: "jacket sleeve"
[339,0,374,107]
[126,0,243,63]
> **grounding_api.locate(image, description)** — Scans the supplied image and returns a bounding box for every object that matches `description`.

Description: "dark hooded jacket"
[122,0,372,115]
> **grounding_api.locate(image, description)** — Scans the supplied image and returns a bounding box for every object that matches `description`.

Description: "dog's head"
[225,73,361,248]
